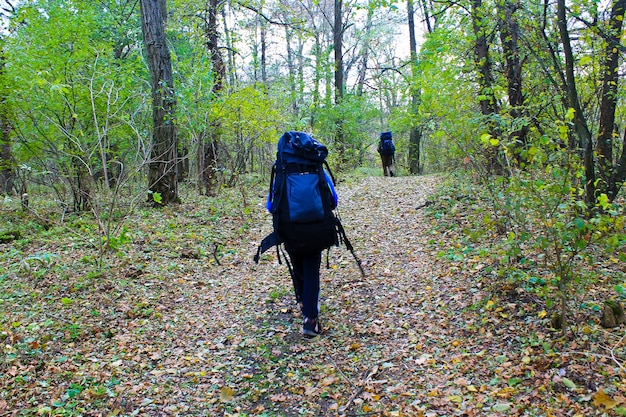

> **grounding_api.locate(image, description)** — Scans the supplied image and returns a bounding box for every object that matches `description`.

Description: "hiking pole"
[336,220,366,278]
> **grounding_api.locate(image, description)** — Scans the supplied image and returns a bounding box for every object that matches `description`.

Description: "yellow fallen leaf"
[427,389,439,397]
[593,388,618,409]
[538,310,547,318]
[220,387,235,402]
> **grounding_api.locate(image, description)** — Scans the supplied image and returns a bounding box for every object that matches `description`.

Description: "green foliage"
[429,107,626,333]
[3,0,147,211]
[314,94,381,170]
[412,30,482,173]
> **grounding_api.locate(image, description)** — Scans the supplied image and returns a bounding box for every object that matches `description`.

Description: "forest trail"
[122,174,478,416]
[5,175,611,416]
[169,173,497,416]
[210,174,460,416]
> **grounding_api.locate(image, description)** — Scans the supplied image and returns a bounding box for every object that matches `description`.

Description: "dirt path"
[177,174,459,416]
[121,175,450,416]
[6,174,610,416]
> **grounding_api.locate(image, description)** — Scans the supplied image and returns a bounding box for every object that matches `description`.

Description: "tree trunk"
[285,25,298,115]
[407,0,423,174]
[597,0,626,202]
[260,17,267,83]
[200,0,226,196]
[556,0,595,207]
[0,129,14,195]
[497,0,528,164]
[334,0,344,105]
[471,0,503,175]
[420,0,434,33]
[334,0,345,163]
[356,9,373,97]
[140,0,179,205]
[0,50,14,195]
[221,4,237,87]
[311,33,322,128]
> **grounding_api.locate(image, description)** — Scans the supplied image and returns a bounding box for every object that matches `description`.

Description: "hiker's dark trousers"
[380,154,395,177]
[287,250,321,319]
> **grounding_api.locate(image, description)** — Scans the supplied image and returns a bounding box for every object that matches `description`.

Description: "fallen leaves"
[2,176,626,416]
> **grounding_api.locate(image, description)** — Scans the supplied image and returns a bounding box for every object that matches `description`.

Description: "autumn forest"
[1,0,626,415]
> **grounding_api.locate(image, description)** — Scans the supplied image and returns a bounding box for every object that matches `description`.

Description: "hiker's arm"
[324,170,338,208]
[266,174,275,212]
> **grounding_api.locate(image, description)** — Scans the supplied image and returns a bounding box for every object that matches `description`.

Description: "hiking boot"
[303,317,322,339]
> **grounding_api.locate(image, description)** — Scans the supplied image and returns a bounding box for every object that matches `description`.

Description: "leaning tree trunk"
[556,0,595,207]
[140,0,179,205]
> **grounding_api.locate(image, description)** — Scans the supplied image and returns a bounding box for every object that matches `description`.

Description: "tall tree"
[596,0,626,202]
[355,8,373,97]
[333,0,344,106]
[198,0,226,196]
[140,0,179,205]
[497,0,528,164]
[556,0,594,206]
[334,0,346,163]
[407,0,423,174]
[470,0,503,174]
[0,50,13,195]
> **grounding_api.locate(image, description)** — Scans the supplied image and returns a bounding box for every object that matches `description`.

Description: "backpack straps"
[323,161,336,185]
[279,246,303,303]
[334,216,366,277]
[254,230,284,263]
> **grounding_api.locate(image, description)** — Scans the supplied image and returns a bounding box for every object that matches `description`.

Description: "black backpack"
[254,131,364,275]
[378,131,395,156]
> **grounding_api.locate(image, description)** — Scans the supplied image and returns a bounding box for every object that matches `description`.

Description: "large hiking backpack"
[254,131,364,274]
[378,131,395,156]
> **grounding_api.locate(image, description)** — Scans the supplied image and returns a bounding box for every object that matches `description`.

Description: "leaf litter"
[0,175,625,416]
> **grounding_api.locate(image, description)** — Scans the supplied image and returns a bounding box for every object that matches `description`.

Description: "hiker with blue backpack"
[254,131,363,339]
[377,131,396,177]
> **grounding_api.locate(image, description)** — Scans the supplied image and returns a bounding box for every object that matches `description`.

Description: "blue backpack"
[254,132,364,274]
[378,131,395,156]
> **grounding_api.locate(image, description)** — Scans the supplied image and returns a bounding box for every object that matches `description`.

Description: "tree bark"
[140,0,179,205]
[556,0,595,206]
[597,0,626,201]
[356,9,373,97]
[471,0,503,175]
[407,0,423,174]
[497,0,528,164]
[199,0,226,196]
[334,0,345,162]
[334,0,344,105]
[0,124,14,195]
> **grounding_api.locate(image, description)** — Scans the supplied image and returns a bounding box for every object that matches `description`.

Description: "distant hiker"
[377,131,395,177]
[254,131,363,339]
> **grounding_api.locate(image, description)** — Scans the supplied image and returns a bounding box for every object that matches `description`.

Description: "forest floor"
[1,174,626,416]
